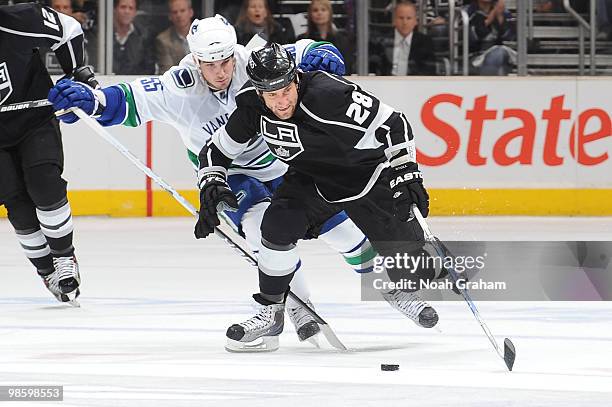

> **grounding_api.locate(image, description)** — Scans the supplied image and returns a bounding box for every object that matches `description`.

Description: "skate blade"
[225,336,279,353]
[306,333,321,349]
[320,324,349,351]
[67,299,81,308]
[60,289,80,308]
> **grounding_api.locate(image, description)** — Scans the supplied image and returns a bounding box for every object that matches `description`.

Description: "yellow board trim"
[1,189,611,217]
[430,189,612,216]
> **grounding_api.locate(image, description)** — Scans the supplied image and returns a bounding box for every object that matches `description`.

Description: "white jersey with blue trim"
[120,40,317,181]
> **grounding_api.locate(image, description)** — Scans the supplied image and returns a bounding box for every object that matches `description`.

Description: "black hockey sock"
[259,269,294,304]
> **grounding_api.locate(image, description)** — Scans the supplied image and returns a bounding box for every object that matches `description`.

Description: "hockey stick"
[0,98,52,113]
[411,205,516,371]
[70,108,348,351]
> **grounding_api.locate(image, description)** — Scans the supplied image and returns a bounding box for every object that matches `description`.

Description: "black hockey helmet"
[247,43,297,92]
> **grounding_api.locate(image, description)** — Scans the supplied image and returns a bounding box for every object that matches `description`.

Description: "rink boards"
[1,76,610,217]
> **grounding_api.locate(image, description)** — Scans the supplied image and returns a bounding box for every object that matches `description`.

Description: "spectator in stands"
[155,0,194,73]
[51,0,72,15]
[468,0,516,75]
[369,0,436,75]
[71,0,94,28]
[423,0,453,38]
[296,0,354,74]
[234,0,295,46]
[113,0,155,74]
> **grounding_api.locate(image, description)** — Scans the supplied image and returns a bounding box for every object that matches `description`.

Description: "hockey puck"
[381,364,399,371]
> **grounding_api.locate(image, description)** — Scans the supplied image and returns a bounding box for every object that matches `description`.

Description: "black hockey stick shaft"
[0,98,52,113]
[411,205,516,371]
[72,108,347,351]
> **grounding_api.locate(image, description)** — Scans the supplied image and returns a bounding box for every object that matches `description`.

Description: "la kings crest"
[260,116,303,160]
[0,62,13,105]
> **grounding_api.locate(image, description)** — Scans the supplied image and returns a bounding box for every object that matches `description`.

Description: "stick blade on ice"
[504,338,516,371]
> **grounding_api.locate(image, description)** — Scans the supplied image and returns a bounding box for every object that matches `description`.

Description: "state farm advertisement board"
[353,77,611,189]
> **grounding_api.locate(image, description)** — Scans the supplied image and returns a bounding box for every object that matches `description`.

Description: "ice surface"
[1,217,612,406]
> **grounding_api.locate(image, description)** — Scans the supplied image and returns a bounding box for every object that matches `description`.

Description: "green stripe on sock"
[345,245,377,266]
[256,153,276,165]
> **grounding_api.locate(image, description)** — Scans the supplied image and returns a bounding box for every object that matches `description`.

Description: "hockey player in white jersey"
[47,15,377,346]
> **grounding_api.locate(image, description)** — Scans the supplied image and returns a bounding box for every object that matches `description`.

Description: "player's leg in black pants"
[1,119,79,300]
[342,171,440,328]
[342,175,440,289]
[18,120,75,262]
[225,171,342,350]
[0,148,54,275]
[258,171,341,303]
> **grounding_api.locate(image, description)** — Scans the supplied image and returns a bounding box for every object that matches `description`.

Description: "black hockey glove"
[194,171,239,239]
[70,65,100,89]
[389,162,429,221]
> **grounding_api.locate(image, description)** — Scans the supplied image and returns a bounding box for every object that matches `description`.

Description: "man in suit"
[155,0,194,73]
[370,0,436,76]
[113,0,155,74]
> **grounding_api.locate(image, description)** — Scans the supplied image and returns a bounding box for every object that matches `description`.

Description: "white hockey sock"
[240,201,268,254]
[258,241,301,278]
[320,217,377,273]
[239,201,313,305]
[286,269,311,307]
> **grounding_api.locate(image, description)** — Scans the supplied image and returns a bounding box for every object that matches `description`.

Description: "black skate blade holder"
[70,107,349,352]
[412,205,516,371]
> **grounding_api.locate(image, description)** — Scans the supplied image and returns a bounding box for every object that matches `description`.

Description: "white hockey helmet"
[187,15,237,62]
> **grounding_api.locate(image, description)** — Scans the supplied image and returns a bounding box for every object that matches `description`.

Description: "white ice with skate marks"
[1,217,612,406]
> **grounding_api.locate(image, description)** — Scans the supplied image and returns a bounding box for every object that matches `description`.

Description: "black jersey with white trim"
[0,4,84,147]
[200,71,417,202]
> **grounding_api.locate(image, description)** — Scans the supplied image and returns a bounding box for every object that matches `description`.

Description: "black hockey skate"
[53,255,81,294]
[38,266,80,306]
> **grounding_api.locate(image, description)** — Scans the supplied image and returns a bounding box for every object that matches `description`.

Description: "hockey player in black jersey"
[0,3,96,303]
[197,43,442,351]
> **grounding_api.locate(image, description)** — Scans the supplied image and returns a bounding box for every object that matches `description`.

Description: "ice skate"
[286,298,321,346]
[49,255,81,306]
[225,294,284,352]
[382,289,438,328]
[38,267,80,307]
[53,255,80,293]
